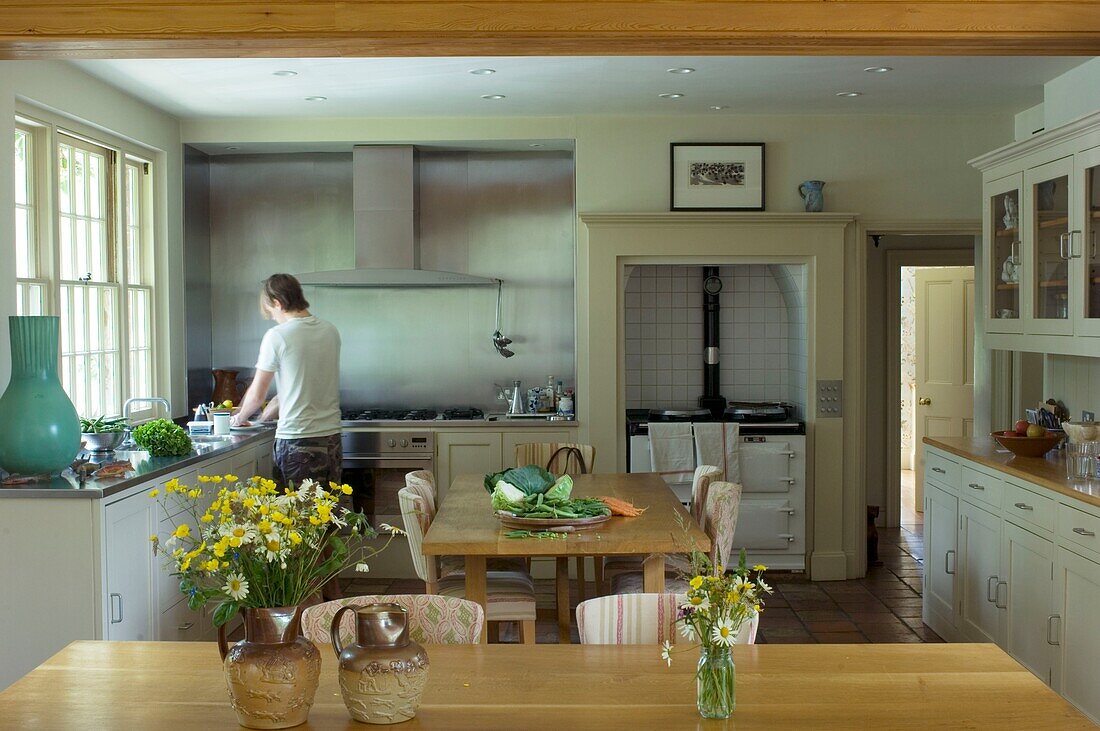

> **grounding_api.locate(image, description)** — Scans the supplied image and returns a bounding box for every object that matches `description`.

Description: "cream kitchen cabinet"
[1053,546,1100,721]
[434,428,578,502]
[972,110,1100,355]
[957,499,1002,644]
[103,489,158,641]
[500,430,576,468]
[1001,521,1055,685]
[923,479,959,638]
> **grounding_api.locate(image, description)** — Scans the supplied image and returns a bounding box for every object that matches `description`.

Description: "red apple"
[1014,419,1029,436]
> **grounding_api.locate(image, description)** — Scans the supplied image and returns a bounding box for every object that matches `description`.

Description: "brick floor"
[339,525,942,645]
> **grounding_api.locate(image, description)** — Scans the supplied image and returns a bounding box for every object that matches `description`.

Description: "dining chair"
[399,487,537,643]
[610,481,744,595]
[302,594,484,646]
[601,465,723,585]
[405,469,526,579]
[513,441,599,604]
[576,594,759,645]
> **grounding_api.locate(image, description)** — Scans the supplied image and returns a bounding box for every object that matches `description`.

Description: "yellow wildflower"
[198,475,211,483]
[211,475,223,484]
[173,524,191,539]
[341,484,354,495]
[203,559,219,572]
[172,548,184,558]
[270,510,283,522]
[180,557,191,571]
[225,474,238,483]
[281,517,293,527]
[200,513,213,523]
[221,561,229,569]
[689,575,704,590]
[309,516,321,526]
[148,488,159,498]
[188,489,201,499]
[753,604,762,613]
[753,564,768,572]
[229,537,242,548]
[257,520,273,534]
[288,531,302,545]
[148,534,157,542]
[243,497,256,509]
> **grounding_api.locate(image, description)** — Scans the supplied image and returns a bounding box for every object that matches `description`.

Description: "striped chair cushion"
[405,470,437,511]
[691,465,723,525]
[398,487,437,584]
[575,594,684,645]
[513,442,596,476]
[440,554,529,577]
[302,594,484,646]
[606,576,759,644]
[437,571,537,622]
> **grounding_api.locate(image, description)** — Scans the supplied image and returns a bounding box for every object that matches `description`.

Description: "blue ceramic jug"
[798,180,826,212]
[0,316,81,475]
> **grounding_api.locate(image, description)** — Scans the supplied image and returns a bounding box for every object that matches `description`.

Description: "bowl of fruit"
[992,420,1065,458]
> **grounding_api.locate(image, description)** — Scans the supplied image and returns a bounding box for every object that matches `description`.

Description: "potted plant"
[149,474,402,729]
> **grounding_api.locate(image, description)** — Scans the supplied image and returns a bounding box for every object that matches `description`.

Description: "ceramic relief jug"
[330,603,430,725]
[0,316,80,475]
[218,606,321,729]
[797,180,826,212]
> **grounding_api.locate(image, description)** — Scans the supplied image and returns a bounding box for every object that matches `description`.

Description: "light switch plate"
[817,380,843,418]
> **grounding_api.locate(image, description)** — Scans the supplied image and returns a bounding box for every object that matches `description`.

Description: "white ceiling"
[71,56,1087,119]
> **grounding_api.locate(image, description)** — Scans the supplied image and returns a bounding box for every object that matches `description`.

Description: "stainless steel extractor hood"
[297,145,500,288]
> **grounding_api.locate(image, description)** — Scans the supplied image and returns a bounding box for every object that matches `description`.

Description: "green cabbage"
[484,465,555,496]
[544,474,573,503]
[491,482,528,512]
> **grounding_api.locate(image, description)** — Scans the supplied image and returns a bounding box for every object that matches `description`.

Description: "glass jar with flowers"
[148,473,402,729]
[660,549,771,719]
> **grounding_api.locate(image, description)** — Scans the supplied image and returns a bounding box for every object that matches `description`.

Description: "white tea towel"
[649,423,696,485]
[693,422,741,483]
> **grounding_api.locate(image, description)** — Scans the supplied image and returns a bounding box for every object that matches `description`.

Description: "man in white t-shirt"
[232,273,342,488]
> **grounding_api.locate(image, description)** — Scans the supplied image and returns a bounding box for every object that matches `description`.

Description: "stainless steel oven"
[340,431,435,530]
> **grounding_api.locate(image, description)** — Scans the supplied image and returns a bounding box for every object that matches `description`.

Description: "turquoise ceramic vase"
[0,316,81,475]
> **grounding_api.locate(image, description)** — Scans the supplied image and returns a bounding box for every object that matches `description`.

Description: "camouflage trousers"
[273,433,342,489]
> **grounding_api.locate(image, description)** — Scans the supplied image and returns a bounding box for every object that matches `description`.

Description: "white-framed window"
[11,112,158,420]
[14,123,47,315]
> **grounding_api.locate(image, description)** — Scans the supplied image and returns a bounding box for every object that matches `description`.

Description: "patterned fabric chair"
[602,465,723,584]
[302,594,484,646]
[399,487,537,643]
[576,593,758,645]
[611,481,743,595]
[405,470,525,579]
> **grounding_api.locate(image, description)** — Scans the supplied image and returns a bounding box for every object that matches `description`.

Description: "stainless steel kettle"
[508,380,526,415]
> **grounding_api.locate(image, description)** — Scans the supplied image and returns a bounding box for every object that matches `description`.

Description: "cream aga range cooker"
[627,402,807,571]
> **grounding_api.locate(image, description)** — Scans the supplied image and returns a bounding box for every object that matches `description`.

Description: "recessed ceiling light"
[481,94,506,100]
[863,66,893,73]
[835,91,863,97]
[709,105,729,111]
[225,146,240,151]
[667,67,695,74]
[469,68,496,75]
[658,93,684,99]
[272,70,297,77]
[304,96,327,102]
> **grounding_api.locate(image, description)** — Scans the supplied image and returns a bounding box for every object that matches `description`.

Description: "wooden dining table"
[422,472,710,642]
[0,641,1092,728]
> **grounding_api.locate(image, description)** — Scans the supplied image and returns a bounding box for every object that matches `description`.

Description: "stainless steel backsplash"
[204,150,576,411]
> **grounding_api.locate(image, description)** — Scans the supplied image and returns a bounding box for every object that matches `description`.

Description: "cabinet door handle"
[1069,229,1083,259]
[177,621,194,631]
[1047,614,1060,646]
[1060,232,1071,261]
[931,467,946,475]
[995,581,1008,610]
[945,550,956,575]
[968,482,985,491]
[109,593,124,624]
[1013,502,1034,511]
[986,575,999,603]
[1073,527,1096,537]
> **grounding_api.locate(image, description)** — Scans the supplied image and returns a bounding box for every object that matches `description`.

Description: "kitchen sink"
[191,435,235,444]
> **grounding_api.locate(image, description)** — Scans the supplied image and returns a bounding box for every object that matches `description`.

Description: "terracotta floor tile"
[892,606,925,618]
[785,598,840,611]
[760,633,818,644]
[836,598,891,611]
[795,609,848,622]
[763,626,817,638]
[861,633,924,643]
[881,596,924,609]
[760,608,798,621]
[900,615,930,629]
[804,620,859,633]
[812,632,869,644]
[759,617,805,630]
[846,612,903,624]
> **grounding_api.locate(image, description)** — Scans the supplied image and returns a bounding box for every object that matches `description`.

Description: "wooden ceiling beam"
[0,2,1098,58]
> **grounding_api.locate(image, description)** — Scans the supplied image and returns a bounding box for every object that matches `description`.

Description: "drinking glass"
[1065,441,1100,483]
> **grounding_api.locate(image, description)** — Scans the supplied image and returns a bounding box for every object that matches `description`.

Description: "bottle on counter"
[558,390,574,419]
[542,375,556,412]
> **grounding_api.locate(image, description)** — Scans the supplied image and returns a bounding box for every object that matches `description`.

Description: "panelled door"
[914,266,975,502]
[1024,156,1075,336]
[1001,522,1055,685]
[924,482,959,625]
[958,500,1002,644]
[1073,145,1100,337]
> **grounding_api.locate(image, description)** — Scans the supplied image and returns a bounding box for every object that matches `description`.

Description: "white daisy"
[679,622,696,640]
[688,594,710,612]
[221,523,257,546]
[756,577,773,594]
[660,640,673,667]
[223,573,249,601]
[378,522,406,536]
[710,617,738,647]
[262,533,286,562]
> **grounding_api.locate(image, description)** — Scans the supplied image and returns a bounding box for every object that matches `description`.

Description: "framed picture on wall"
[669,142,765,211]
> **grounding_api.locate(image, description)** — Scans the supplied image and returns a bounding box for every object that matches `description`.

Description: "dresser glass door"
[1086,161,1100,324]
[991,188,1021,323]
[1031,171,1070,324]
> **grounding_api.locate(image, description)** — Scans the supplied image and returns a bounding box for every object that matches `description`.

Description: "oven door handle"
[342,457,434,469]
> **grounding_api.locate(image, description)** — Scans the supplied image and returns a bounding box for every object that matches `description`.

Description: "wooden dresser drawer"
[1003,480,1054,533]
[925,450,958,489]
[1059,504,1100,555]
[959,464,1002,510]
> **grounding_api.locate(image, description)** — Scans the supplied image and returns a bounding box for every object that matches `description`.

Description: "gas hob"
[340,406,485,426]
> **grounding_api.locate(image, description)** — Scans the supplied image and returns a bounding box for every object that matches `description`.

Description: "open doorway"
[900,265,975,528]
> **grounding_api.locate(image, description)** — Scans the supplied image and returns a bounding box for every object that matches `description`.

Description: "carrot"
[597,496,647,517]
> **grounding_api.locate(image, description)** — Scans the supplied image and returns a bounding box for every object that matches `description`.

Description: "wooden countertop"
[423,472,709,557]
[924,436,1100,509]
[0,641,1090,729]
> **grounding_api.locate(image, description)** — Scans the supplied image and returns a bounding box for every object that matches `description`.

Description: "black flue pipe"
[698,266,726,418]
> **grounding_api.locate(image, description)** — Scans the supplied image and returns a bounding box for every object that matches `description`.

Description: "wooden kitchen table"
[423,472,710,642]
[0,641,1092,729]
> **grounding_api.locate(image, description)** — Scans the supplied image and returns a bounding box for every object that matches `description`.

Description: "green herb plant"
[133,418,193,457]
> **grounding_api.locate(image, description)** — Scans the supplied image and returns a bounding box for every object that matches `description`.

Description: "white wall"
[1044,354,1100,420]
[0,62,183,412]
[1043,58,1100,130]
